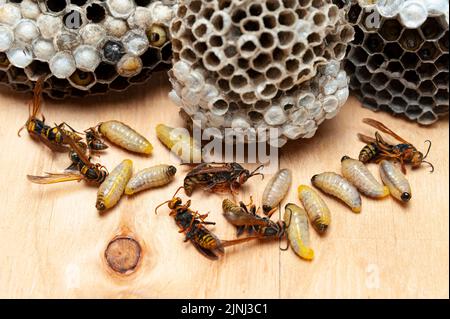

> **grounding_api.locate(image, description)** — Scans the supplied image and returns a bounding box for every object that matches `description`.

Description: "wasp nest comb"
[0,0,176,98]
[342,0,449,125]
[169,0,354,147]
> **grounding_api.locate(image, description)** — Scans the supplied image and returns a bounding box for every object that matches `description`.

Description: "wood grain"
[0,74,448,298]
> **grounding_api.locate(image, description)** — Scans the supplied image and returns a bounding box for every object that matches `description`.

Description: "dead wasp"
[84,127,108,152]
[183,163,264,196]
[27,131,108,185]
[18,78,82,152]
[222,198,290,250]
[155,187,255,260]
[358,118,434,174]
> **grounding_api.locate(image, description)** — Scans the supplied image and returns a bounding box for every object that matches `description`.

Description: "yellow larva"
[125,164,177,195]
[262,168,292,214]
[155,123,202,163]
[98,120,153,155]
[311,172,362,213]
[284,203,314,261]
[341,156,389,198]
[297,185,331,234]
[96,159,133,211]
[379,160,412,202]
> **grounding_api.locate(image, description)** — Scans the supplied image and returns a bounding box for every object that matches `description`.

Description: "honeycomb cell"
[384,43,403,60]
[349,46,368,65]
[418,41,440,61]
[418,111,438,125]
[364,33,384,54]
[404,88,419,102]
[417,62,438,79]
[438,30,449,51]
[399,29,423,52]
[418,80,437,95]
[347,3,361,24]
[379,19,402,41]
[387,61,402,74]
[400,52,419,69]
[391,96,407,113]
[387,79,404,95]
[371,72,389,90]
[420,17,446,40]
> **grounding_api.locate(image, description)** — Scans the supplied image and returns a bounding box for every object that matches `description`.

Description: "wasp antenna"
[422,161,435,173]
[279,238,290,251]
[250,164,265,178]
[17,125,26,137]
[154,200,171,215]
[423,140,432,160]
[172,186,185,198]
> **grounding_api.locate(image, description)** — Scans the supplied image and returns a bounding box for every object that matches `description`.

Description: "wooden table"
[0,74,448,298]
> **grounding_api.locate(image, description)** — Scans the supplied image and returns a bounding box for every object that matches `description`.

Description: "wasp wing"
[362,118,411,144]
[190,239,220,260]
[27,172,84,184]
[59,129,92,167]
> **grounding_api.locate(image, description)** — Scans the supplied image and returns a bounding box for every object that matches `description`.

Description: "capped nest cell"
[341,0,449,125]
[169,0,354,147]
[0,0,176,98]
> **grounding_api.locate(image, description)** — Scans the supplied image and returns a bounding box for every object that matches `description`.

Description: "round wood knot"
[105,236,141,275]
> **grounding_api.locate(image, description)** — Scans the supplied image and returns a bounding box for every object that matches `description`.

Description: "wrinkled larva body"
[311,172,362,213]
[297,185,331,234]
[379,160,412,202]
[155,123,202,163]
[125,164,177,195]
[284,203,314,261]
[96,159,133,211]
[262,169,292,214]
[341,156,389,199]
[98,120,153,155]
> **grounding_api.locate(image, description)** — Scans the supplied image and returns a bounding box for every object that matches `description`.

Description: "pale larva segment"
[99,120,153,155]
[155,123,202,163]
[311,172,362,213]
[262,168,292,214]
[125,164,177,195]
[284,204,314,261]
[297,185,331,234]
[379,160,412,202]
[341,156,389,198]
[96,159,133,211]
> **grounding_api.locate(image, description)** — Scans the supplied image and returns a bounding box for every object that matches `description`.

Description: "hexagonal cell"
[399,29,423,52]
[380,19,402,41]
[403,88,419,102]
[367,53,385,72]
[344,59,356,74]
[433,72,449,88]
[420,17,445,40]
[353,25,364,45]
[24,61,51,81]
[434,105,449,115]
[362,97,378,111]
[7,66,29,84]
[387,79,405,95]
[46,0,67,14]
[418,111,438,125]
[141,47,162,67]
[110,76,130,91]
[418,42,440,61]
[384,43,403,60]
[355,65,371,83]
[46,88,67,99]
[371,72,389,90]
[86,3,107,23]
[0,70,9,83]
[364,33,384,54]
[418,80,437,95]
[386,61,403,74]
[89,83,109,95]
[94,62,118,82]
[438,30,449,51]
[361,83,376,96]
[417,62,438,79]
[435,54,449,70]
[416,93,434,106]
[348,4,362,24]
[436,89,449,104]
[400,52,419,69]
[379,104,394,114]
[390,97,407,113]
[69,70,96,90]
[376,89,392,103]
[405,105,422,119]
[349,46,369,65]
